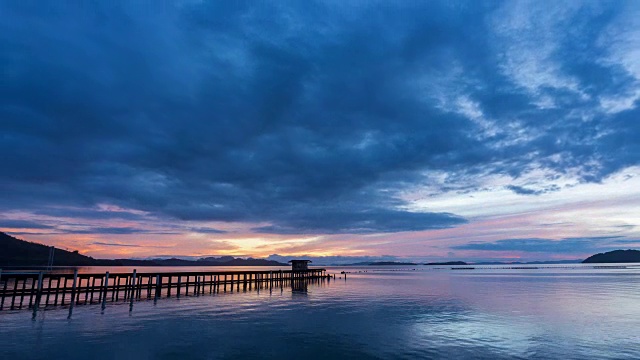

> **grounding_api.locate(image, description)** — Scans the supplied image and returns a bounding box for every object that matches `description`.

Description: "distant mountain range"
[582,249,640,263]
[342,260,582,266]
[4,231,639,267]
[472,260,582,265]
[0,232,286,267]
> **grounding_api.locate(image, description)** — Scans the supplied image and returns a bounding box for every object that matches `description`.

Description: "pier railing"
[0,268,328,315]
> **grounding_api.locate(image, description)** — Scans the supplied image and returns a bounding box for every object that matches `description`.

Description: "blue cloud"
[1,1,639,235]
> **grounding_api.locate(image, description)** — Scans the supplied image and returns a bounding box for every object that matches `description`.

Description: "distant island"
[425,261,468,266]
[0,232,286,267]
[582,249,640,264]
[473,260,581,265]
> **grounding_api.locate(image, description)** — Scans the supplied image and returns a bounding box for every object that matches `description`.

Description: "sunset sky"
[1,1,640,262]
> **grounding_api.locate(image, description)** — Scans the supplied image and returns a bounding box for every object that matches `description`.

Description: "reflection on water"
[1,265,640,359]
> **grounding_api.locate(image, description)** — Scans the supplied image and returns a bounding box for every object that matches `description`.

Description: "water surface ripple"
[1,265,639,359]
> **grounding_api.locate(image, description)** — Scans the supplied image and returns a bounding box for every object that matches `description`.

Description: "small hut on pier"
[288,259,312,271]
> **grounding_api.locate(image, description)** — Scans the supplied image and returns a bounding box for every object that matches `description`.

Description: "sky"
[1,1,640,263]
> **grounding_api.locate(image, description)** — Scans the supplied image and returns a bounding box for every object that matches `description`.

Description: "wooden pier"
[0,268,328,315]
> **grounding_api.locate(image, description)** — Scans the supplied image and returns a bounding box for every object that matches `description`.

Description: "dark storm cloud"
[64,227,154,235]
[90,242,174,248]
[1,1,639,235]
[189,227,228,234]
[0,219,53,229]
[505,184,560,196]
[91,242,143,248]
[254,207,466,234]
[505,185,542,196]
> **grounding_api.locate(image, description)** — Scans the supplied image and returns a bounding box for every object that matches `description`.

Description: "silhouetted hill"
[0,232,286,267]
[582,250,640,264]
[425,261,468,265]
[0,232,96,266]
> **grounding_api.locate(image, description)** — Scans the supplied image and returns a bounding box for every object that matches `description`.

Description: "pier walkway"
[0,268,328,315]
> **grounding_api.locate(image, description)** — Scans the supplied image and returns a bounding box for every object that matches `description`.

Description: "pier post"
[59,277,67,305]
[89,277,96,303]
[32,271,44,319]
[147,276,153,299]
[50,277,58,305]
[0,277,9,310]
[124,276,130,300]
[10,278,18,310]
[19,278,27,309]
[177,276,181,298]
[0,268,3,308]
[68,269,78,319]
[129,270,137,312]
[27,277,35,309]
[101,272,110,311]
[154,275,161,303]
[113,276,119,302]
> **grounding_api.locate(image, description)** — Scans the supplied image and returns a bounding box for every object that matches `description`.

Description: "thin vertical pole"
[177,276,181,298]
[101,272,110,311]
[68,269,78,319]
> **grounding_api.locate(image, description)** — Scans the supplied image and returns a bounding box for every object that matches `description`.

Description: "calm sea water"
[1,264,640,359]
